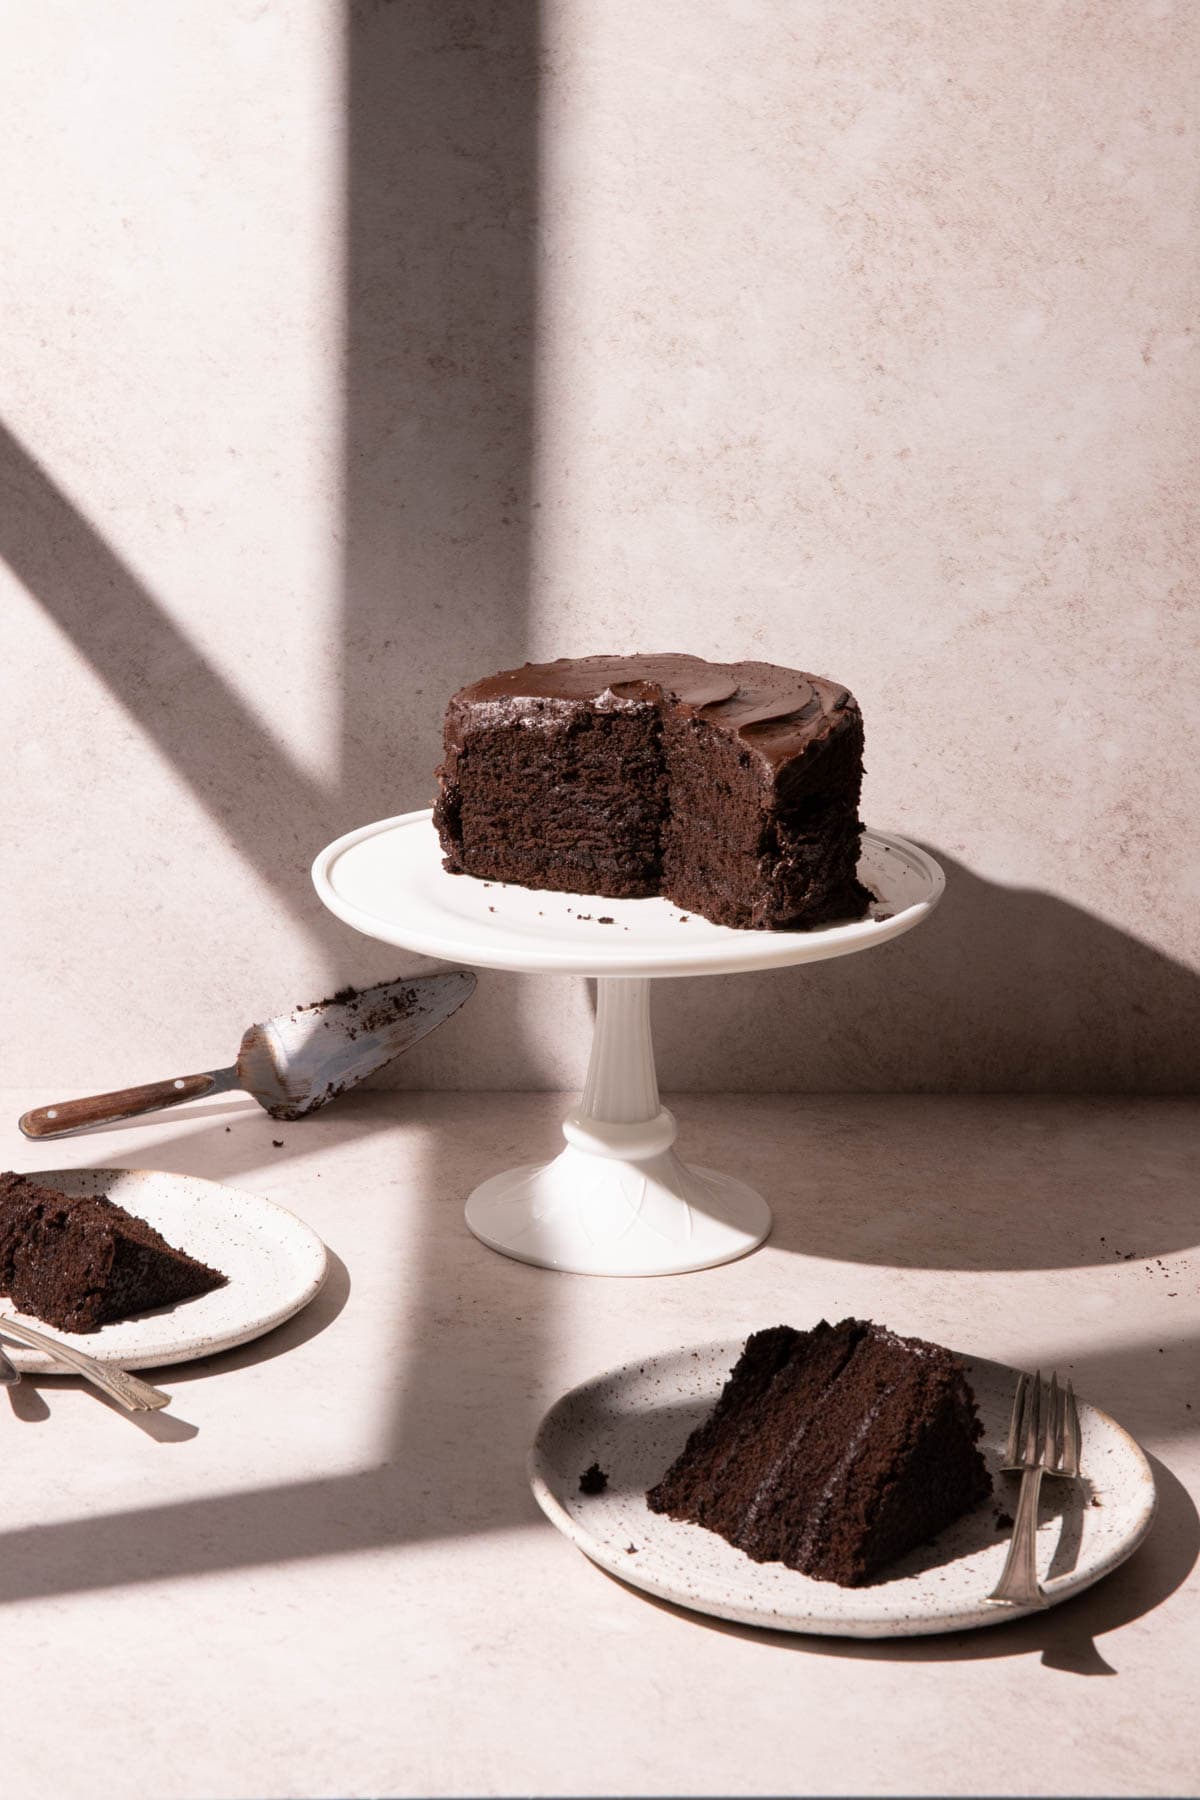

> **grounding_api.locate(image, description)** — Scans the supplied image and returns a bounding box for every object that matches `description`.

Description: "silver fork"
[0,1315,171,1411]
[987,1370,1082,1607]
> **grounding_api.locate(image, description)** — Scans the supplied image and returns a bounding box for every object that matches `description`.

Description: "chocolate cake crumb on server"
[646,1319,992,1587]
[0,1172,226,1334]
[433,654,870,930]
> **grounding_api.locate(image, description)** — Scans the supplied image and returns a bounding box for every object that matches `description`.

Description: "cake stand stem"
[579,977,660,1122]
[464,975,771,1276]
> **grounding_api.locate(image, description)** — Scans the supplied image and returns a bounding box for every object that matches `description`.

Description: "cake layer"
[434,654,870,929]
[646,1319,992,1587]
[0,1173,226,1334]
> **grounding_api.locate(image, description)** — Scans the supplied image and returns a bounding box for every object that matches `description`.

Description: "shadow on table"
[696,1088,1200,1272]
[653,846,1200,1095]
[161,1247,353,1380]
[5,1250,352,1437]
[602,1451,1196,1678]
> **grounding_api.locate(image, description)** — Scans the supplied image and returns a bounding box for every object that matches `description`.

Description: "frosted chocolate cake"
[0,1172,226,1334]
[647,1319,992,1587]
[433,654,869,929]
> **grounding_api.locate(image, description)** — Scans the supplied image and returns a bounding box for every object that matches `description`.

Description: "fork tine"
[1064,1379,1082,1478]
[1047,1372,1063,1471]
[1005,1372,1028,1466]
[1025,1370,1044,1465]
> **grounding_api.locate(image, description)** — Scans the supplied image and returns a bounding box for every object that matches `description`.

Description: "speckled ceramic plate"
[2,1168,328,1373]
[529,1340,1157,1638]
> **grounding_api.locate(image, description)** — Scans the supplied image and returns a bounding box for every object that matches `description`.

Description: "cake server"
[17,972,475,1140]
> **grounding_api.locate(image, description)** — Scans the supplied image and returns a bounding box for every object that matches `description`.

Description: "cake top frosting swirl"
[447,654,856,768]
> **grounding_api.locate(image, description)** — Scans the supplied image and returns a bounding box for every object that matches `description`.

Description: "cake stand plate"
[312,811,943,1276]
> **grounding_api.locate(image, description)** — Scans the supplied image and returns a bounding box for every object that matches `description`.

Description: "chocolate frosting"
[448,654,856,769]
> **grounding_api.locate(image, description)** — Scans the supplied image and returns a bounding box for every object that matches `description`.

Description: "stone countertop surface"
[0,1088,1196,1800]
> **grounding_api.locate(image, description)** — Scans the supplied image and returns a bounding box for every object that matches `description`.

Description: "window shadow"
[1,0,547,1604]
[340,0,546,1469]
[0,420,347,955]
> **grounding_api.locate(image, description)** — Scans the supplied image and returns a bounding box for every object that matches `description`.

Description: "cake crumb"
[579,1462,608,1495]
[272,1139,284,1148]
[994,1510,1014,1531]
[598,916,614,924]
[225,1126,231,1133]
[624,1543,638,1555]
[488,905,495,912]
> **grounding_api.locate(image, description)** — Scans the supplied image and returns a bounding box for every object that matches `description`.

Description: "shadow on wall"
[0,419,351,958]
[339,0,541,1085]
[653,847,1200,1094]
[341,0,545,1470]
[341,0,537,826]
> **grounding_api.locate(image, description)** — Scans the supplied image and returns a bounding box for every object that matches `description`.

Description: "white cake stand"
[312,811,943,1277]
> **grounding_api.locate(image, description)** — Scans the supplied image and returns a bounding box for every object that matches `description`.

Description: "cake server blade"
[17,972,476,1138]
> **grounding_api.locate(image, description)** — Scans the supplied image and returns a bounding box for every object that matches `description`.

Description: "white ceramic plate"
[2,1168,328,1372]
[312,811,943,978]
[529,1339,1157,1638]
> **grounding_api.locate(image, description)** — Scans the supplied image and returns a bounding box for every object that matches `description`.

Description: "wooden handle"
[19,1073,222,1140]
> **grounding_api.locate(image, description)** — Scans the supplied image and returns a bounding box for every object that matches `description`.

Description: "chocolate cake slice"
[646,1319,991,1586]
[0,1172,226,1334]
[434,654,869,929]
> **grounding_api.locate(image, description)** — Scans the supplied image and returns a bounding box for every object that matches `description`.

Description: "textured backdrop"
[2,0,1197,1093]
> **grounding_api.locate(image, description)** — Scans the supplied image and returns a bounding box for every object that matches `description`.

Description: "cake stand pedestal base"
[464,977,770,1276]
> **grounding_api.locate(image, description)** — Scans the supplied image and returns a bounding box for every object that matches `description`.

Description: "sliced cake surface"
[433,653,869,929]
[0,1172,226,1334]
[646,1318,992,1586]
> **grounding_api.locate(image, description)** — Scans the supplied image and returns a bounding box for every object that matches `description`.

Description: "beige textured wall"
[3,1,1197,1095]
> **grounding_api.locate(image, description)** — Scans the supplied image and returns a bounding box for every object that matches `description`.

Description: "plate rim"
[1,1166,329,1372]
[312,809,946,978]
[527,1337,1158,1639]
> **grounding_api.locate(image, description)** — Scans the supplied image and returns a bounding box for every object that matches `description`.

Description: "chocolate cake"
[434,654,869,929]
[0,1172,226,1334]
[647,1319,991,1586]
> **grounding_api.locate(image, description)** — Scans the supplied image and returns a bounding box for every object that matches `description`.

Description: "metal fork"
[0,1315,171,1412]
[987,1370,1081,1608]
